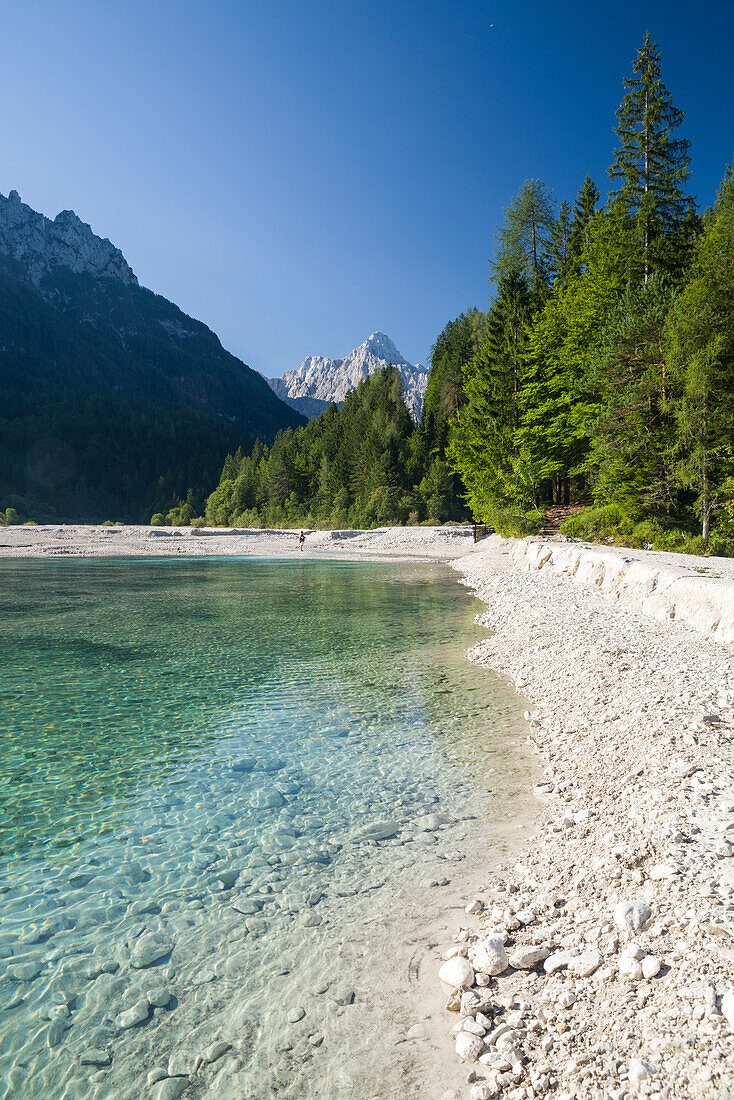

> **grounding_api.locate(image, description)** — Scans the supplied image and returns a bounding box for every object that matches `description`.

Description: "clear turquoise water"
[0,558,534,1099]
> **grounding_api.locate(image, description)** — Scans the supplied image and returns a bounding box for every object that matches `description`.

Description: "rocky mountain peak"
[361,331,408,365]
[267,333,429,421]
[0,190,138,287]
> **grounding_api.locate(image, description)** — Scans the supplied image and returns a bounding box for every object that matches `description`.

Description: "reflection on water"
[0,558,534,1099]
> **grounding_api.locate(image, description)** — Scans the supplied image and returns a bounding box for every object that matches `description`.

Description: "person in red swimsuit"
[299,530,305,552]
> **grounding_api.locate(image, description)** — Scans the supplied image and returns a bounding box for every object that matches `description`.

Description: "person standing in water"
[299,530,305,552]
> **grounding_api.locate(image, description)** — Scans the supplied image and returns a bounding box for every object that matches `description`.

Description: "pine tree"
[548,200,574,284]
[519,205,638,503]
[489,180,555,297]
[569,176,600,263]
[609,32,692,280]
[423,310,484,454]
[448,272,534,517]
[585,276,678,515]
[666,172,734,542]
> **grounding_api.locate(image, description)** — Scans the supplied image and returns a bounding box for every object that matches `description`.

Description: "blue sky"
[1,0,732,377]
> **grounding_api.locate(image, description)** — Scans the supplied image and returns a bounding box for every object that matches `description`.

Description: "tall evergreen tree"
[519,205,638,503]
[548,200,574,284]
[423,310,484,454]
[585,276,678,514]
[489,180,555,297]
[448,272,534,517]
[569,175,601,263]
[608,32,692,280]
[666,172,734,541]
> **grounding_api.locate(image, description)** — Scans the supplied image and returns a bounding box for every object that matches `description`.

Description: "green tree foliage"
[489,180,555,297]
[569,176,601,267]
[423,310,484,454]
[203,368,465,529]
[518,206,638,502]
[548,201,574,284]
[666,173,734,541]
[586,276,678,514]
[0,242,303,522]
[448,273,534,517]
[608,32,693,280]
[439,36,734,553]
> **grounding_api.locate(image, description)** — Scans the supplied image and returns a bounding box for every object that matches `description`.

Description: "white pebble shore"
[438,535,734,1100]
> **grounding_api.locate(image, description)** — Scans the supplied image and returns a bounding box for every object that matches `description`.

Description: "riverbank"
[439,536,734,1100]
[0,523,477,560]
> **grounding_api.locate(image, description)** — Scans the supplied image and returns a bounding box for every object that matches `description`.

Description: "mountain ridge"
[0,190,304,521]
[268,332,429,420]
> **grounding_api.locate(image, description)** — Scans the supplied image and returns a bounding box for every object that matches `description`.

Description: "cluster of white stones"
[439,540,734,1099]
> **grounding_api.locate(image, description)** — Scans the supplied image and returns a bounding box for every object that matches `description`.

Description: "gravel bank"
[0,523,478,561]
[510,537,734,645]
[438,537,734,1100]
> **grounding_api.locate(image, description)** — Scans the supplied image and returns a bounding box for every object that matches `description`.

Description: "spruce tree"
[666,172,734,542]
[569,176,600,263]
[519,205,638,504]
[423,310,484,454]
[489,180,555,297]
[548,200,574,284]
[609,32,692,280]
[585,276,678,515]
[448,272,534,517]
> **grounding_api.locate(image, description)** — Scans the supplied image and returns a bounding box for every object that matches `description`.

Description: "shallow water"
[0,558,534,1099]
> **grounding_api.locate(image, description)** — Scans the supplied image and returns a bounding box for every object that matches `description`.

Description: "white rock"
[619,956,643,980]
[470,1084,494,1100]
[114,1000,149,1029]
[544,948,580,974]
[202,1040,230,1063]
[439,957,475,989]
[613,900,651,935]
[355,819,399,842]
[415,813,451,831]
[146,985,173,1007]
[642,955,661,978]
[486,1023,513,1045]
[669,759,696,778]
[470,935,508,976]
[509,945,549,969]
[628,1058,655,1088]
[648,863,677,880]
[455,1032,484,1062]
[79,1049,111,1066]
[463,1017,486,1036]
[154,1080,188,1100]
[130,932,172,968]
[568,949,603,977]
[720,990,734,1028]
[249,788,283,809]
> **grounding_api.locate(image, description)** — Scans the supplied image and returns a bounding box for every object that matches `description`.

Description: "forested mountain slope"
[0,190,303,522]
